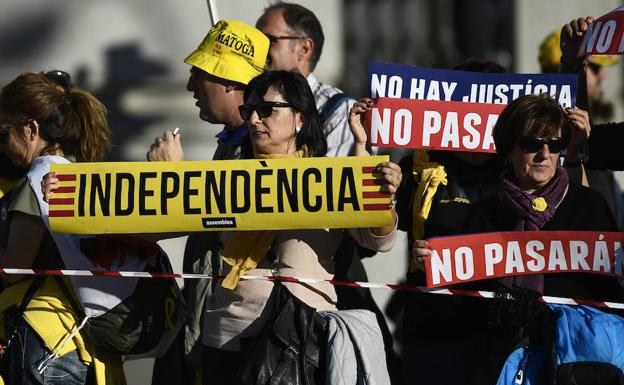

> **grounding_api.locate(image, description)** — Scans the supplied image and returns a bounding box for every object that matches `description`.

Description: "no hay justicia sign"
[366,61,577,153]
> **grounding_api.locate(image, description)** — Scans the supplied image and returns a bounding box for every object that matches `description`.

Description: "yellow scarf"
[221,147,307,289]
[0,278,125,385]
[410,150,448,272]
[0,178,20,199]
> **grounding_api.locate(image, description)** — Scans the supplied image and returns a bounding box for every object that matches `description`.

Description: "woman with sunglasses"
[201,70,401,384]
[0,71,121,384]
[409,94,623,384]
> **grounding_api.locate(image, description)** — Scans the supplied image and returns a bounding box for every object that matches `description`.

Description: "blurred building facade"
[1,1,622,384]
[1,0,621,161]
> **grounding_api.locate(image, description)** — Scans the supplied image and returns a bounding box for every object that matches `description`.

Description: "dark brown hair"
[242,70,327,158]
[0,72,110,162]
[493,94,573,158]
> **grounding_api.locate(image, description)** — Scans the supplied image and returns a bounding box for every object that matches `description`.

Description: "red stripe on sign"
[363,191,390,199]
[362,179,382,186]
[361,167,377,173]
[49,210,74,217]
[56,174,76,181]
[49,198,75,205]
[363,203,389,211]
[54,186,76,193]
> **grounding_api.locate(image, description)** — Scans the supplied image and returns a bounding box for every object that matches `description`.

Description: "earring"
[295,126,301,134]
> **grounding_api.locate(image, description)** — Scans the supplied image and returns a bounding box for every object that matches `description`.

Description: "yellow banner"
[49,156,393,234]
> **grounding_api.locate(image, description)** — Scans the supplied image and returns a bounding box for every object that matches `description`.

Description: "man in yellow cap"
[148,19,269,161]
[539,28,618,122]
[148,20,269,385]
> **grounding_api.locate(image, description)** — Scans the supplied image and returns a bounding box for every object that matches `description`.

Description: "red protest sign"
[424,231,624,288]
[366,97,505,152]
[580,6,624,56]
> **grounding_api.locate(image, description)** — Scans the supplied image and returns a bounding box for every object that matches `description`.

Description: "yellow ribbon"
[410,150,447,272]
[531,197,548,212]
[221,147,307,289]
[0,178,20,199]
[164,297,177,331]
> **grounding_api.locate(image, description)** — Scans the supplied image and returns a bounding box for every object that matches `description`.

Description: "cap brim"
[589,55,619,66]
[184,50,261,85]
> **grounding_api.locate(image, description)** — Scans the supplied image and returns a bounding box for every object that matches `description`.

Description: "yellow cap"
[185,20,269,85]
[589,54,618,66]
[538,29,618,71]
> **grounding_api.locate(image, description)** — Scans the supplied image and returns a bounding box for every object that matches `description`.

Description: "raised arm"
[348,98,374,156]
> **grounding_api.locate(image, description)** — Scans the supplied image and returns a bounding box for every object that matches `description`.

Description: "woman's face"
[509,127,562,193]
[246,85,302,156]
[0,121,40,168]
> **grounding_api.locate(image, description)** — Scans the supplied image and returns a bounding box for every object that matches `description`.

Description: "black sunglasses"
[239,101,295,121]
[518,137,566,153]
[264,33,306,43]
[43,70,72,91]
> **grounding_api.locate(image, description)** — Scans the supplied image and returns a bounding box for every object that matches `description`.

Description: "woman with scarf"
[201,70,401,384]
[409,94,623,384]
[0,71,123,384]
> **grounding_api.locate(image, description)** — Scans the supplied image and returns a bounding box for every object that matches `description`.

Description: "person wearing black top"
[408,94,623,385]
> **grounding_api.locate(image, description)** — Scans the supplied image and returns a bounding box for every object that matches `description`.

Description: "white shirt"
[307,73,356,157]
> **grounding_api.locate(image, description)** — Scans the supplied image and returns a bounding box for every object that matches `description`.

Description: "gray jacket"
[319,310,390,385]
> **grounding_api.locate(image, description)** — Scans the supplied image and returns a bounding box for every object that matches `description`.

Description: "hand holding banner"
[369,98,504,153]
[424,231,624,288]
[368,61,576,105]
[580,6,624,56]
[367,61,577,152]
[48,156,393,234]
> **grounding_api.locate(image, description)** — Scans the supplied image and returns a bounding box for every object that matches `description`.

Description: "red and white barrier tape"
[1,268,623,310]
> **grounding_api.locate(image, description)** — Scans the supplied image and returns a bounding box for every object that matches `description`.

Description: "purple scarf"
[496,165,569,293]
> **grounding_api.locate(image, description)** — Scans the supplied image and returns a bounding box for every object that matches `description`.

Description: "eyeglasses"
[43,70,72,91]
[518,137,566,153]
[239,101,295,121]
[264,33,306,43]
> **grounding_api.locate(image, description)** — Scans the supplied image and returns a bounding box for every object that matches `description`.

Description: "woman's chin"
[525,176,552,191]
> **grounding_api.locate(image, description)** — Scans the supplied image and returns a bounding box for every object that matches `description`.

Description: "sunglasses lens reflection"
[256,103,274,118]
[44,70,72,90]
[519,138,564,153]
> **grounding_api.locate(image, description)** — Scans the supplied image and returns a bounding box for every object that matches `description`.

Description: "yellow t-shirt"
[0,278,125,384]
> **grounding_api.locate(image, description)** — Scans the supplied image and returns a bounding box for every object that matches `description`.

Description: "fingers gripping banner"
[580,6,624,56]
[369,98,505,153]
[48,156,393,234]
[425,231,624,288]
